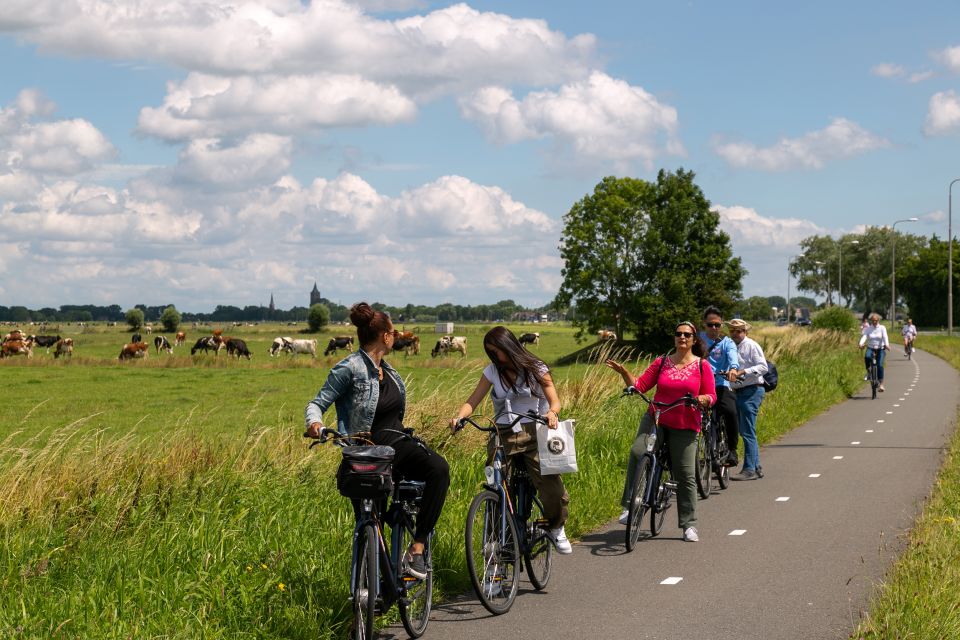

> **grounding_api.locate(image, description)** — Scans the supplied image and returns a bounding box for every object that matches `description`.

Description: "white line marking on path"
[894,404,901,407]
[809,474,821,478]
[877,420,885,423]
[776,497,790,502]
[660,577,683,585]
[866,430,874,433]
[851,441,861,445]
[886,411,893,414]
[833,456,844,459]
[899,397,905,401]
[729,529,747,536]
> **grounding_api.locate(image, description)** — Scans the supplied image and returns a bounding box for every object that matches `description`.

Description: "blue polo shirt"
[699,332,741,389]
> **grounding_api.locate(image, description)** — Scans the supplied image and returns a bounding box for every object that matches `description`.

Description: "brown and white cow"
[1,338,33,358]
[597,330,617,341]
[118,342,149,360]
[54,338,73,359]
[175,331,186,346]
[392,332,420,355]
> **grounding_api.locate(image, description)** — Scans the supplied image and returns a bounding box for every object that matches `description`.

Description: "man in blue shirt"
[700,306,741,467]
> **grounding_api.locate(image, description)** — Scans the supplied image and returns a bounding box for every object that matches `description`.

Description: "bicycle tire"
[353,524,378,640]
[625,456,651,552]
[694,428,710,499]
[523,495,553,591]
[650,469,670,537]
[398,527,432,638]
[716,425,731,490]
[465,491,520,615]
[870,362,878,400]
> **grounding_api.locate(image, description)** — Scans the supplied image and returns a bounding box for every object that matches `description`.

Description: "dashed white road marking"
[877,420,885,423]
[886,411,893,414]
[660,577,683,585]
[899,398,906,401]
[851,441,861,445]
[809,473,821,478]
[833,456,844,460]
[729,529,747,536]
[776,497,790,502]
[866,429,874,433]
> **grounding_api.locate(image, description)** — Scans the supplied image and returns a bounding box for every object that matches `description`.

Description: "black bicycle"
[455,411,555,615]
[866,347,885,399]
[905,338,914,360]
[621,388,698,551]
[307,428,433,640]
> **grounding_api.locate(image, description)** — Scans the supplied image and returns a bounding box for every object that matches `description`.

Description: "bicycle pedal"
[664,481,678,490]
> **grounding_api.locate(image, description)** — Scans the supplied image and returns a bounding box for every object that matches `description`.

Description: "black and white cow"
[154,335,173,354]
[190,336,219,355]
[518,332,540,347]
[30,334,62,352]
[324,336,355,356]
[226,337,252,360]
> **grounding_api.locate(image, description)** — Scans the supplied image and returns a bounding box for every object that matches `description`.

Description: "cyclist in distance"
[305,302,450,579]
[727,319,768,481]
[858,312,890,392]
[700,306,742,467]
[449,326,572,554]
[606,321,716,542]
[901,317,917,356]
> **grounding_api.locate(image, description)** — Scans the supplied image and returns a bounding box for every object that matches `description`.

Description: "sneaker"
[731,469,758,481]
[403,551,428,580]
[756,465,764,478]
[683,527,699,542]
[723,451,739,468]
[878,384,885,392]
[618,509,630,525]
[548,527,573,554]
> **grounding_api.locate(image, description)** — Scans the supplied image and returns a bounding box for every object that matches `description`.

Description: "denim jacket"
[304,349,406,434]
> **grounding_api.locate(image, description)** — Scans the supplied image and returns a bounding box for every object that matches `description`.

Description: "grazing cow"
[144,324,153,334]
[118,342,149,360]
[54,338,73,359]
[269,337,287,356]
[1,339,33,358]
[154,335,173,354]
[431,335,467,357]
[175,331,186,346]
[324,336,355,356]
[29,334,61,352]
[392,334,420,355]
[226,337,252,360]
[597,330,617,341]
[132,333,142,344]
[282,338,318,357]
[518,332,540,347]
[3,329,25,343]
[190,337,219,355]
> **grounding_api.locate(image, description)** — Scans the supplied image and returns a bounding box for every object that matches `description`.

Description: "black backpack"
[762,360,779,392]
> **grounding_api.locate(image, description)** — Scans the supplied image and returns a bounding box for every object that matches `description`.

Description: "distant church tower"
[268,293,275,312]
[310,282,322,307]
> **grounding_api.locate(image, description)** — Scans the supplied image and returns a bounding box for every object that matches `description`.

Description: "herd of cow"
[0,330,73,358]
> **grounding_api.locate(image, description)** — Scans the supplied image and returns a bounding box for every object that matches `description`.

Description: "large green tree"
[160,305,181,333]
[898,236,960,326]
[554,170,744,351]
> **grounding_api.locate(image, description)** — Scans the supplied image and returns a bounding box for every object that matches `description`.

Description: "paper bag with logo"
[536,419,578,475]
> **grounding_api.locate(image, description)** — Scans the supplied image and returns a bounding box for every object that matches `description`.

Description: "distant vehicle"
[794,307,812,326]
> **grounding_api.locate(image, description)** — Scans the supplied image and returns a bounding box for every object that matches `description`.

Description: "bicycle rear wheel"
[523,494,553,590]
[650,470,671,537]
[870,363,878,399]
[714,419,730,490]
[465,491,520,615]
[625,456,651,552]
[694,428,710,499]
[353,524,378,640]
[398,528,432,638]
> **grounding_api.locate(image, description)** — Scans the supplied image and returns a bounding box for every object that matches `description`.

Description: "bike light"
[484,466,495,485]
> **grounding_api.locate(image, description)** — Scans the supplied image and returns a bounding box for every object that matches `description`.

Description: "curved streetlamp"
[891,217,919,329]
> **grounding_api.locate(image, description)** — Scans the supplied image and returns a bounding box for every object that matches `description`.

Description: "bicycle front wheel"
[523,494,553,590]
[715,425,730,490]
[625,456,651,552]
[353,524,378,640]
[650,470,671,537]
[398,529,433,638]
[694,429,710,499]
[465,491,520,615]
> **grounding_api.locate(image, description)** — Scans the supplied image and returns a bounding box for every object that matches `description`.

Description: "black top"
[372,373,404,445]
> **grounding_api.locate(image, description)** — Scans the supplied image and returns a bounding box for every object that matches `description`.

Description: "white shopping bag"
[536,419,578,475]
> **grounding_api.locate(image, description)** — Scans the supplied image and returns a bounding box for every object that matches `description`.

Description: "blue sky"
[1,0,958,311]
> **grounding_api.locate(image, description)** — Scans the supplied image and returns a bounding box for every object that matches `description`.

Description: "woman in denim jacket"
[305,302,449,579]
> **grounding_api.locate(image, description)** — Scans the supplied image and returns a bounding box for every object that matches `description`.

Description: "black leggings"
[714,386,739,452]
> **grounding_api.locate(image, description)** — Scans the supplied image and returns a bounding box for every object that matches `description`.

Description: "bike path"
[394,348,959,640]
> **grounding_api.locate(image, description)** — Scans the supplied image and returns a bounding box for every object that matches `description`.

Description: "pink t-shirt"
[634,356,717,432]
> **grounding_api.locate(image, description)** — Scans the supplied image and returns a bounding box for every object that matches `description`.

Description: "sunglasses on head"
[705,322,722,328]
[674,331,695,338]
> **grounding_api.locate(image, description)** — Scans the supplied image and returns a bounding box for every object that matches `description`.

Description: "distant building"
[310,282,322,307]
[269,293,275,312]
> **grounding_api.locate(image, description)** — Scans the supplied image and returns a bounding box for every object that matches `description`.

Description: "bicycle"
[620,388,700,551]
[904,337,914,360]
[865,347,885,400]
[307,428,433,640]
[454,411,555,615]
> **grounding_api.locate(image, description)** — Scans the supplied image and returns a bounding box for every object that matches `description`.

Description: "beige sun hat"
[726,318,752,331]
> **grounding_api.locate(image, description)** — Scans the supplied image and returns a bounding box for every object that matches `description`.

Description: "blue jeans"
[735,385,765,472]
[864,347,886,382]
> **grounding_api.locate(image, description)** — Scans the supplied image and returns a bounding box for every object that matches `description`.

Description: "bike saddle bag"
[395,480,425,504]
[336,445,395,499]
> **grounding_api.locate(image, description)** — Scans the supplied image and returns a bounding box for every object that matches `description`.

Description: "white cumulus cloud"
[925,90,960,135]
[935,45,960,74]
[713,118,890,171]
[871,63,905,79]
[714,205,827,249]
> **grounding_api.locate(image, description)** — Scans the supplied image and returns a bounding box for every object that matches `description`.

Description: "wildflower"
[246,566,252,572]
[278,583,286,592]
[260,563,268,570]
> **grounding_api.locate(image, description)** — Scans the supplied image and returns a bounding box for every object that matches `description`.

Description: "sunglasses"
[674,331,695,338]
[705,322,722,328]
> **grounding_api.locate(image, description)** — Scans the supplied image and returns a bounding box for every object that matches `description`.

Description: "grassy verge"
[0,328,862,638]
[852,336,960,639]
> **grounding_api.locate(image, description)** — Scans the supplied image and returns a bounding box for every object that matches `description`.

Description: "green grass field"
[0,323,865,638]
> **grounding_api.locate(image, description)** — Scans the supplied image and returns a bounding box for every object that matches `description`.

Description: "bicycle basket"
[336,445,395,499]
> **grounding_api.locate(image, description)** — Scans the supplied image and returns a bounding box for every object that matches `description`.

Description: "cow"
[29,334,61,353]
[282,338,318,357]
[190,337,219,355]
[324,336,355,356]
[226,337,252,360]
[154,335,173,354]
[175,331,186,346]
[392,334,420,355]
[132,333,142,344]
[597,330,617,341]
[519,332,540,347]
[54,338,73,359]
[431,335,467,357]
[118,342,149,360]
[1,339,33,358]
[3,329,25,343]
[144,324,153,334]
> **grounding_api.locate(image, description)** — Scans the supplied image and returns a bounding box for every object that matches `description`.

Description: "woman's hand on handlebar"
[304,422,323,439]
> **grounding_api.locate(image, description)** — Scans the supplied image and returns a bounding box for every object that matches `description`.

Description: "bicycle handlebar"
[454,410,549,433]
[621,387,701,411]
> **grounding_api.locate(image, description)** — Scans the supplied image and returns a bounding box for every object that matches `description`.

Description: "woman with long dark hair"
[606,320,715,542]
[305,302,450,579]
[449,326,571,554]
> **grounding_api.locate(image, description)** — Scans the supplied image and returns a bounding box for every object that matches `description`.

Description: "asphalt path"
[388,347,959,640]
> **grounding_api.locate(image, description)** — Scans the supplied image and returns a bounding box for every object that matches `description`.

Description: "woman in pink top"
[606,320,716,543]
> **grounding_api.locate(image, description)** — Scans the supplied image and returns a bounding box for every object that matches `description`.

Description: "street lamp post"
[839,239,859,308]
[814,260,830,305]
[949,179,959,336]
[891,217,919,330]
[786,255,802,324]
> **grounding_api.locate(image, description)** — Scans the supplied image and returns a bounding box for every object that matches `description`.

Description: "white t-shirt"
[483,363,550,425]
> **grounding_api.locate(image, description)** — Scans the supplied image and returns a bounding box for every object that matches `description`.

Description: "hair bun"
[350,302,375,328]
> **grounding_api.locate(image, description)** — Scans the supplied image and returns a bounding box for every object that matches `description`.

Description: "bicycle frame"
[483,424,539,559]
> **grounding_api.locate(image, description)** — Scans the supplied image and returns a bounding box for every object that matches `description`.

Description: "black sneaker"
[756,466,764,478]
[731,469,758,481]
[723,452,739,468]
[403,552,428,580]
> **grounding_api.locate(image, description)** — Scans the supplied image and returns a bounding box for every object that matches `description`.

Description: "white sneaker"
[683,527,699,542]
[549,527,573,554]
[618,509,630,525]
